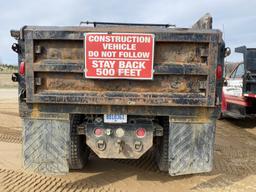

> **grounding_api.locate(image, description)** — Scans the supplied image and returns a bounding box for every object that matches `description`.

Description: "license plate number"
[104,114,127,123]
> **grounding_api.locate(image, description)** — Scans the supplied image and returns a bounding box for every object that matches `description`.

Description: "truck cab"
[222,46,256,118]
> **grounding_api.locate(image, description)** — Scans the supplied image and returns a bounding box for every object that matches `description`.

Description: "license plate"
[104,114,127,123]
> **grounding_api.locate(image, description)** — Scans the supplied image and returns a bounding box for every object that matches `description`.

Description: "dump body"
[19,27,223,108]
[12,15,226,176]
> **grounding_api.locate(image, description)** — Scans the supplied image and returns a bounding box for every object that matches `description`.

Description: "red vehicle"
[221,46,256,118]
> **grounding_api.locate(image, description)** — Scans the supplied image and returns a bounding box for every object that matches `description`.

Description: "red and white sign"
[84,33,155,79]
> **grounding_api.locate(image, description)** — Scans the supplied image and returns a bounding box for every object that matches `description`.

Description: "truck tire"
[156,117,169,172]
[69,115,89,169]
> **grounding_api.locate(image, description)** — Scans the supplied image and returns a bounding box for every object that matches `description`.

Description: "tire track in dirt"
[0,134,22,143]
[0,111,19,117]
[214,144,255,160]
[0,125,22,143]
[113,150,161,174]
[0,168,121,192]
[214,145,256,177]
[113,143,256,178]
[113,150,256,192]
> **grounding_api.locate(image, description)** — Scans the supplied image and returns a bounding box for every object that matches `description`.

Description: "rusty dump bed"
[19,24,223,109]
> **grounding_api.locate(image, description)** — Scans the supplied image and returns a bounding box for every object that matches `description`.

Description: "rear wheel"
[69,115,90,169]
[156,117,169,171]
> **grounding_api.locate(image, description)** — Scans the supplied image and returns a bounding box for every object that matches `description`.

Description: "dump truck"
[221,46,256,118]
[11,14,227,176]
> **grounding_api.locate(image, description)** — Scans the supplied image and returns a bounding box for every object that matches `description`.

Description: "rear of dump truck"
[11,14,226,176]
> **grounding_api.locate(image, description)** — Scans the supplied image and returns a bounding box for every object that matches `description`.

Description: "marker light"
[216,64,222,80]
[19,62,25,76]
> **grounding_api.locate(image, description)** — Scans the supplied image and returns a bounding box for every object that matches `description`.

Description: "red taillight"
[136,128,146,138]
[19,62,25,76]
[216,64,222,80]
[94,128,103,137]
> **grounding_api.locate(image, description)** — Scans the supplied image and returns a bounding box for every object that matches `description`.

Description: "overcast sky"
[0,0,255,64]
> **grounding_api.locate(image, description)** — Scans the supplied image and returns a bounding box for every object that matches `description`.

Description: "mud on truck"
[11,14,228,176]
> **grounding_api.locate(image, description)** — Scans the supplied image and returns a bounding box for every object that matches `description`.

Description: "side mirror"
[12,73,19,82]
[223,78,228,86]
[225,47,231,57]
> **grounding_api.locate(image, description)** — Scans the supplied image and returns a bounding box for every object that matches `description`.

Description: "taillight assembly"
[136,128,146,138]
[94,128,103,137]
[216,64,222,80]
[19,62,25,76]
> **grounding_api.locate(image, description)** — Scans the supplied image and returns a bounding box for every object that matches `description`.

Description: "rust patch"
[31,104,40,118]
[35,73,206,94]
[154,42,209,64]
[34,40,209,65]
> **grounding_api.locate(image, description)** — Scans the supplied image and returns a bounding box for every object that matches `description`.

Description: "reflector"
[94,128,103,136]
[19,62,25,75]
[216,64,222,80]
[136,128,146,138]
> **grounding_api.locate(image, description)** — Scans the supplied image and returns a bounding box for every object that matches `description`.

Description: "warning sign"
[84,33,155,79]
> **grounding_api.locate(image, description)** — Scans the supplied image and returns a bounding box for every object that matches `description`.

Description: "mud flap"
[168,118,215,176]
[23,118,70,174]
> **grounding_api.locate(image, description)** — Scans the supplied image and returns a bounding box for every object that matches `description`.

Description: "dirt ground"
[0,88,255,192]
[0,73,17,88]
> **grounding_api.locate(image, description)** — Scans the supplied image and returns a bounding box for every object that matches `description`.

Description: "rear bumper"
[223,111,256,119]
[83,120,155,159]
[244,93,256,99]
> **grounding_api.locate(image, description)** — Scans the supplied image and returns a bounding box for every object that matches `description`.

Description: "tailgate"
[23,26,222,107]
